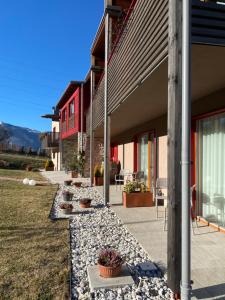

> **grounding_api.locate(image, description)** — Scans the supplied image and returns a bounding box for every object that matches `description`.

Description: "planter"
[98,264,122,278]
[45,166,54,171]
[63,192,73,201]
[61,208,73,214]
[122,191,154,208]
[26,166,32,172]
[64,180,73,186]
[73,182,82,188]
[79,198,92,208]
[71,171,78,178]
[94,177,103,186]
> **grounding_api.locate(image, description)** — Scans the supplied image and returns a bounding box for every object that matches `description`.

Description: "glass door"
[197,112,225,227]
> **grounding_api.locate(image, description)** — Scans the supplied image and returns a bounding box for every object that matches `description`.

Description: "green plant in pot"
[123,181,153,208]
[94,164,103,186]
[45,159,54,171]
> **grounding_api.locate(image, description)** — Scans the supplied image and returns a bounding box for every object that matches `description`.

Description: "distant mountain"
[0,122,41,150]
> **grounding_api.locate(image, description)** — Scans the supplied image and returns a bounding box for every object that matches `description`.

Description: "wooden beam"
[167,0,182,296]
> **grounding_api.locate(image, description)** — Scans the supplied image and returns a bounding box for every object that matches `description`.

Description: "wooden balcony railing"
[91,0,225,131]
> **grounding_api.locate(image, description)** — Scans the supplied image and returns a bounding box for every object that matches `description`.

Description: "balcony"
[91,0,225,133]
[40,132,60,149]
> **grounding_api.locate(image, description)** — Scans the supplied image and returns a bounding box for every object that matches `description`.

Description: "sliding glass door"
[197,112,225,227]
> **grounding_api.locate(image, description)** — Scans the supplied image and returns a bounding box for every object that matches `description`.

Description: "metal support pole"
[80,83,84,152]
[181,0,192,299]
[90,71,94,186]
[103,11,110,205]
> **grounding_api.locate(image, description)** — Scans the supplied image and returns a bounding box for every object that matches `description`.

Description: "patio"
[96,185,225,300]
[42,171,225,299]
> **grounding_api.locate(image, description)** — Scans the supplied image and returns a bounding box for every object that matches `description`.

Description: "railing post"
[181,0,192,299]
[90,70,94,186]
[103,10,110,206]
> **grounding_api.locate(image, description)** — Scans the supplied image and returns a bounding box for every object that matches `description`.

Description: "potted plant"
[64,180,73,186]
[73,182,82,188]
[63,191,73,201]
[79,198,92,208]
[94,165,103,186]
[123,181,154,208]
[70,151,85,178]
[98,248,124,278]
[60,203,73,214]
[45,159,54,171]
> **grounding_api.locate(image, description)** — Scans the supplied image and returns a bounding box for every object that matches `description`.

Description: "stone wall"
[61,138,78,170]
[84,137,104,178]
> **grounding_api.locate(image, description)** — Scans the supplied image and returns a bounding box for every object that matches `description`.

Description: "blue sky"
[0,0,103,131]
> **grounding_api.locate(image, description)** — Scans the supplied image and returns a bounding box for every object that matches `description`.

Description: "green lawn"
[0,169,46,180]
[0,152,47,170]
[0,170,69,300]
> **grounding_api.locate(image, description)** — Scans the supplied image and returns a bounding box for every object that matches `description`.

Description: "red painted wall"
[60,88,80,140]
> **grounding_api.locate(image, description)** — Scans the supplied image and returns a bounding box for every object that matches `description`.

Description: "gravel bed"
[67,186,173,300]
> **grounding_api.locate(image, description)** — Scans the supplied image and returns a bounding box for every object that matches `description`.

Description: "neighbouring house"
[41,109,60,171]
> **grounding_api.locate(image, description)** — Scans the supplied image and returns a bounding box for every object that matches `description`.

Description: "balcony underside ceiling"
[94,44,225,139]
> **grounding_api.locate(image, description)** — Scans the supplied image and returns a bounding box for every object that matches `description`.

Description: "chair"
[133,171,145,183]
[115,169,132,189]
[153,178,168,219]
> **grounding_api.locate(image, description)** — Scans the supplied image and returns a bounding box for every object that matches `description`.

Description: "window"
[69,100,74,117]
[62,109,67,122]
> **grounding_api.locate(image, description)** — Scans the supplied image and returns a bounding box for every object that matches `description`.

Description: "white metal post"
[90,71,94,186]
[181,0,192,299]
[103,11,110,205]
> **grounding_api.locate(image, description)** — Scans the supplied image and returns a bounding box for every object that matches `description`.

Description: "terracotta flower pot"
[73,182,82,188]
[61,208,73,214]
[94,177,103,186]
[79,198,91,208]
[64,180,73,186]
[122,191,154,208]
[71,171,78,178]
[98,264,122,278]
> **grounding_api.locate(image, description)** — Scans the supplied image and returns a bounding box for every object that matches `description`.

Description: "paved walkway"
[41,171,225,299]
[41,170,90,185]
[96,185,225,300]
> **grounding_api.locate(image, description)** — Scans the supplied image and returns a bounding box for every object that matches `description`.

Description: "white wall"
[51,121,61,171]
[118,142,134,172]
[157,135,167,179]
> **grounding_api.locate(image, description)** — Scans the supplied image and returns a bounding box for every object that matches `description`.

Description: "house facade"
[42,0,225,295]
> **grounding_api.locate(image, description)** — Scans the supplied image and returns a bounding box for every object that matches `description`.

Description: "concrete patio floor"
[42,172,225,299]
[96,185,225,300]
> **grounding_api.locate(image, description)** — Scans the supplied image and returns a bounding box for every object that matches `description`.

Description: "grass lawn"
[0,170,69,300]
[0,152,47,169]
[0,169,45,181]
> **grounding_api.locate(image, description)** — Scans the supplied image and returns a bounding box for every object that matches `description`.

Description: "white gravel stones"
[65,185,173,300]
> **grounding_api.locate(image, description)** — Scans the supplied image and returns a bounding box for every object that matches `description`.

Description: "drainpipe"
[103,10,110,206]
[80,83,84,152]
[181,0,192,299]
[90,71,94,186]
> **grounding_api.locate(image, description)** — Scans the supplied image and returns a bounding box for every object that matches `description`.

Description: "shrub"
[45,159,54,169]
[98,248,124,268]
[123,181,147,194]
[94,165,102,177]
